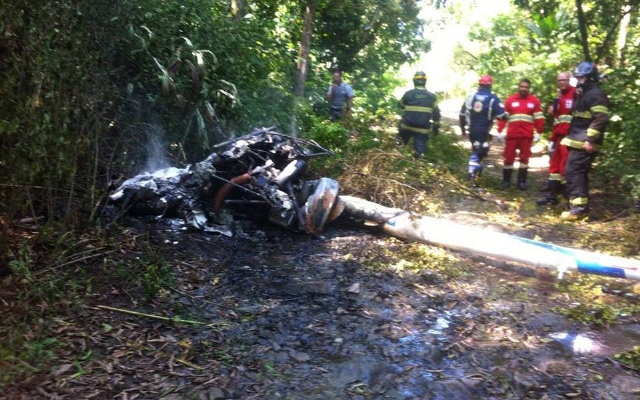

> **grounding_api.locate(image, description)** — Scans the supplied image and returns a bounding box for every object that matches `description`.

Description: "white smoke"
[143,125,171,174]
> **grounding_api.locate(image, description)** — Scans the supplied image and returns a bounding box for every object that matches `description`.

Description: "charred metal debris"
[107,127,343,234]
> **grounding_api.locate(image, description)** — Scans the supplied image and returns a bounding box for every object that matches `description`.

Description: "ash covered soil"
[4,218,640,400]
[3,139,640,400]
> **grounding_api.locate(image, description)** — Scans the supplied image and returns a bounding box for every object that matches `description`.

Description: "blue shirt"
[327,83,355,109]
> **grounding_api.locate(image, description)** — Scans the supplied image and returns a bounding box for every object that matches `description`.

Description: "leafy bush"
[595,59,640,201]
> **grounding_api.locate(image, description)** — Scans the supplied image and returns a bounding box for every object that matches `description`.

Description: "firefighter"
[497,78,545,190]
[560,62,609,220]
[459,75,506,186]
[397,71,441,160]
[537,72,576,206]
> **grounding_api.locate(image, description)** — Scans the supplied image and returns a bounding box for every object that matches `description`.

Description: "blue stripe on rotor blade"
[577,264,626,279]
[514,236,627,277]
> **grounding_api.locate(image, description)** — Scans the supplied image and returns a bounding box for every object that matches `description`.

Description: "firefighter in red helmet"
[459,75,505,186]
[478,75,493,85]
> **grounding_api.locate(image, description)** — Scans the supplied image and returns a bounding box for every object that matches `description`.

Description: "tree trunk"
[575,0,591,61]
[231,0,246,22]
[616,5,632,65]
[594,4,637,65]
[293,0,316,98]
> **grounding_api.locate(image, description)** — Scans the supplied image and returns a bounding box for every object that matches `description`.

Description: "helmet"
[478,75,493,85]
[574,62,599,81]
[413,71,427,86]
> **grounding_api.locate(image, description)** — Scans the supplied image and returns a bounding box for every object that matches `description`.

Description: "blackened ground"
[3,211,640,400]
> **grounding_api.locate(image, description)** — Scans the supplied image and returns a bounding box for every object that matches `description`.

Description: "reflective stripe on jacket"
[459,88,505,134]
[560,81,609,151]
[550,86,576,142]
[497,93,544,138]
[399,86,441,130]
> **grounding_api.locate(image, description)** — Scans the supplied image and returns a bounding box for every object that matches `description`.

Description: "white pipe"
[338,196,640,281]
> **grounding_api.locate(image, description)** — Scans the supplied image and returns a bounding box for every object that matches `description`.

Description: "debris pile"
[108,127,340,233]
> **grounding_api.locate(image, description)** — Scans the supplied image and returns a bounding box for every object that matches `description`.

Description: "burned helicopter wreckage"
[108,127,640,282]
[107,127,343,234]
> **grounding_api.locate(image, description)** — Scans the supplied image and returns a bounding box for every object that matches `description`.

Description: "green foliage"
[141,258,174,300]
[465,9,580,106]
[389,244,469,279]
[613,345,640,369]
[8,239,34,283]
[315,0,429,73]
[107,242,174,300]
[306,120,351,152]
[0,335,59,386]
[595,55,640,200]
[551,275,640,327]
[553,303,621,327]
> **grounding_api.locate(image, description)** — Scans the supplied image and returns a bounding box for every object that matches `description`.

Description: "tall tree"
[575,0,592,60]
[294,0,317,97]
[595,3,637,63]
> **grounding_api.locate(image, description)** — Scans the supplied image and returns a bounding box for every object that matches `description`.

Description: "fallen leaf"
[54,364,74,376]
[347,282,361,293]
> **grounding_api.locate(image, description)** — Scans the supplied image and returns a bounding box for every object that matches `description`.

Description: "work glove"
[533,133,541,143]
[497,132,506,143]
[547,141,555,154]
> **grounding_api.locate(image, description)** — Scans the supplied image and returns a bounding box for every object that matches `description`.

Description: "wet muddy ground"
[3,136,640,400]
[4,215,640,400]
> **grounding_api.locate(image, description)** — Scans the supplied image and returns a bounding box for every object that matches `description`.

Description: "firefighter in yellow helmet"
[396,71,441,160]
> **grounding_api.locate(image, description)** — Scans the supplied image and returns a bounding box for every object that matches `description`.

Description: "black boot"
[517,168,528,190]
[559,182,568,199]
[501,169,512,189]
[540,179,552,192]
[536,180,560,205]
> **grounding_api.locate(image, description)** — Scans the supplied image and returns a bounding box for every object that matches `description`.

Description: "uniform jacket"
[560,81,609,151]
[497,93,544,138]
[550,86,576,142]
[459,88,505,134]
[399,86,441,133]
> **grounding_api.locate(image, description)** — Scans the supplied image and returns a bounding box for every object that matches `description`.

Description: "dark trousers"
[398,128,429,159]
[329,107,344,121]
[565,148,596,204]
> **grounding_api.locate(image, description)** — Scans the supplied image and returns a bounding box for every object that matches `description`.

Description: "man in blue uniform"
[459,75,506,186]
[397,71,441,160]
[326,70,355,121]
